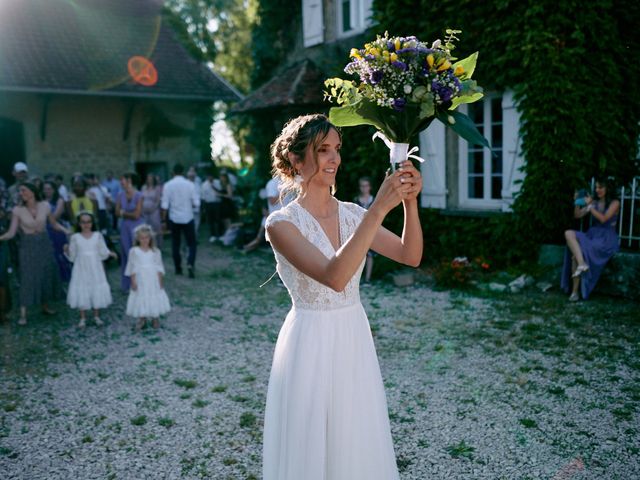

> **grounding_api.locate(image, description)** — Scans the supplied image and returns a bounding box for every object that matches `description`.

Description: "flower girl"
[125,224,170,330]
[65,212,117,328]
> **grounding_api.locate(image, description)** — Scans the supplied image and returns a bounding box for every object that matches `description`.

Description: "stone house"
[236,0,525,213]
[0,0,240,185]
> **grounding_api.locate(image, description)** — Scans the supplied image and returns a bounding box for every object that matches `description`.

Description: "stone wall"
[0,92,204,184]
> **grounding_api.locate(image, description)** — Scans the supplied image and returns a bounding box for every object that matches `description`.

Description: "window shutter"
[302,0,323,47]
[361,0,373,27]
[419,121,447,209]
[500,90,524,212]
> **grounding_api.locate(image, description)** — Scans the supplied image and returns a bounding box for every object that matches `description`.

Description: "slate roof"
[0,0,241,102]
[232,59,325,113]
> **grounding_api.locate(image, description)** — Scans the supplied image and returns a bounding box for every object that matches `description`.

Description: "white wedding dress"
[263,200,399,480]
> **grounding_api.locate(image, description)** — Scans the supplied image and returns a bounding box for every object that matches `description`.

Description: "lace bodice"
[265,200,367,310]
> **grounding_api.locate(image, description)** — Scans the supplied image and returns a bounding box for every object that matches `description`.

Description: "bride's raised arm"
[267,161,422,292]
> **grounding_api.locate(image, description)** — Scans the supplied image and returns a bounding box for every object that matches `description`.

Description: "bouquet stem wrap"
[373,132,425,172]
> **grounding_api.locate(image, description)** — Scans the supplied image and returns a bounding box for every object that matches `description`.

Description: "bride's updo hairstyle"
[271,114,341,196]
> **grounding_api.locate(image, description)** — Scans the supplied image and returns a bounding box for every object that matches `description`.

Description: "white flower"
[403,84,412,94]
[431,39,441,49]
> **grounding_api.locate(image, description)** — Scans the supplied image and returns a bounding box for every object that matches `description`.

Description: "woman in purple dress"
[43,181,72,282]
[562,178,620,301]
[116,172,143,291]
[141,174,163,248]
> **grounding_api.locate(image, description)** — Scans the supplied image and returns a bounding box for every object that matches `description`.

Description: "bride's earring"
[294,173,303,186]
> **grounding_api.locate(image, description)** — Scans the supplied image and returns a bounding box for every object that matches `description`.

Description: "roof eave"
[0,85,237,103]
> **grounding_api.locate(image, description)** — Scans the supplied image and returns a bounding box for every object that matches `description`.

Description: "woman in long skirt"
[0,182,69,325]
[116,172,144,292]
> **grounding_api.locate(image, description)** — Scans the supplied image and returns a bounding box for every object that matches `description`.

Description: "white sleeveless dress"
[263,200,399,480]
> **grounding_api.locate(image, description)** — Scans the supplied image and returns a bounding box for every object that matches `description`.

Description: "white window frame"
[458,94,504,210]
[336,0,373,38]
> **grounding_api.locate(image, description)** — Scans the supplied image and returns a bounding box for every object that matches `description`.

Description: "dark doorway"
[135,161,168,186]
[0,118,25,184]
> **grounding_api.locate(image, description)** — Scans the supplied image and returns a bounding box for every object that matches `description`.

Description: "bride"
[263,114,423,479]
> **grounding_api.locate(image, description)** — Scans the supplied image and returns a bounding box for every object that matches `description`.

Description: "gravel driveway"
[1,242,638,479]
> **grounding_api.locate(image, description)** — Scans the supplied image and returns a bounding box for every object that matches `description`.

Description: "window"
[337,0,373,38]
[458,95,505,209]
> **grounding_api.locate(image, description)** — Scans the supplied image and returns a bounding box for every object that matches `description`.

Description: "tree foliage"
[165,0,255,93]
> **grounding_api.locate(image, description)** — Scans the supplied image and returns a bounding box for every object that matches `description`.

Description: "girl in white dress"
[125,224,170,330]
[65,212,117,328]
[263,114,423,480]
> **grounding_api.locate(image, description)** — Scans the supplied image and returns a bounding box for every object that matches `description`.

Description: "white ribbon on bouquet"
[372,132,426,172]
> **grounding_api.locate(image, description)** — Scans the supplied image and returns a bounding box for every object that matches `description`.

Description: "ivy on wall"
[374,0,640,250]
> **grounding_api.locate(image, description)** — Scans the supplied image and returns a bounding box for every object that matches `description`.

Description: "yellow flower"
[454,65,465,76]
[390,52,398,63]
[427,54,434,68]
[350,48,361,59]
[394,39,401,51]
[437,60,452,72]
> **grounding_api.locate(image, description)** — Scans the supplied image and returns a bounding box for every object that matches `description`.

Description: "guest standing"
[354,176,376,283]
[141,174,163,248]
[43,181,72,282]
[87,174,111,233]
[201,172,222,243]
[562,177,620,301]
[115,172,144,291]
[0,179,11,322]
[0,182,69,325]
[66,176,98,221]
[161,164,200,278]
[125,224,170,331]
[65,212,117,328]
[218,170,237,234]
[187,168,202,235]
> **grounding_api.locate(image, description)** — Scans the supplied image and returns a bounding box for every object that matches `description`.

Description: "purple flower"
[397,47,417,55]
[392,98,407,111]
[387,41,395,52]
[365,54,376,61]
[370,70,384,84]
[391,60,408,71]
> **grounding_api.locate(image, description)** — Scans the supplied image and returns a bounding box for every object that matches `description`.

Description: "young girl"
[125,224,170,330]
[65,212,117,328]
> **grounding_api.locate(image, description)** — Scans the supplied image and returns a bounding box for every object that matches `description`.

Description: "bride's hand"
[397,160,422,202]
[370,169,407,215]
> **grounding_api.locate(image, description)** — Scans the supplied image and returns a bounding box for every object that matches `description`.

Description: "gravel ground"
[0,241,638,479]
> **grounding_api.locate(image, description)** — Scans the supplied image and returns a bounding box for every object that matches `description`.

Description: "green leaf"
[452,51,478,79]
[437,110,490,148]
[449,92,484,110]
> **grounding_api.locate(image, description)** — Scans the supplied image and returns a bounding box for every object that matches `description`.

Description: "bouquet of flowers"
[324,30,488,170]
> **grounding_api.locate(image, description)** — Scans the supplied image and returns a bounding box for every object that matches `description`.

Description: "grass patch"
[192,399,210,408]
[130,415,147,426]
[239,412,257,428]
[211,385,227,393]
[174,379,198,390]
[519,418,538,429]
[445,440,475,459]
[81,435,94,443]
[158,417,175,428]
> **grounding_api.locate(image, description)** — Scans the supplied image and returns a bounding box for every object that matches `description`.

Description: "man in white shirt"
[161,163,200,278]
